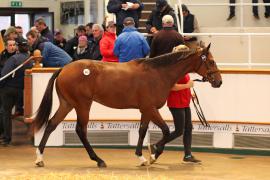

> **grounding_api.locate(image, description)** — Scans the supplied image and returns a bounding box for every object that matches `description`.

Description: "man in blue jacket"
[114,17,150,63]
[26,30,72,67]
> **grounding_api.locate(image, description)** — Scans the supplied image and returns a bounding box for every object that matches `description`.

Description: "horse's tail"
[34,69,62,131]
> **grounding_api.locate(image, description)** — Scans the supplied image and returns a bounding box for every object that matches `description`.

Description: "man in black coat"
[149,14,184,58]
[64,25,86,57]
[107,0,144,35]
[0,39,33,146]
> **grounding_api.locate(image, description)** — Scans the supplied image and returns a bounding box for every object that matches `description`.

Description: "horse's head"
[195,43,222,88]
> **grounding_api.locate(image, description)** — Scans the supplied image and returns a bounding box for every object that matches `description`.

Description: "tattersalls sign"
[62,122,270,135]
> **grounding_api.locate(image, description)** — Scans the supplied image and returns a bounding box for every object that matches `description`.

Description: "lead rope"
[0,56,33,82]
[191,86,210,127]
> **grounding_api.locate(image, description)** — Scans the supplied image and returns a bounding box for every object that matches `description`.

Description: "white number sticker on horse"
[83,69,90,76]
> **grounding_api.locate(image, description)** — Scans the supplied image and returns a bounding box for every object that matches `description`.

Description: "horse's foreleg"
[135,115,150,166]
[35,103,72,167]
[75,107,106,168]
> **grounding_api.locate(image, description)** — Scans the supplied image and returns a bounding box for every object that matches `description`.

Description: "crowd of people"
[0,0,231,164]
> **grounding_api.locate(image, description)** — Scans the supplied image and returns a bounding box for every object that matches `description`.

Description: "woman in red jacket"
[167,74,201,163]
[99,21,119,62]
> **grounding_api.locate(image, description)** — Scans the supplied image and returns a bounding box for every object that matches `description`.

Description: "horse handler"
[148,14,201,163]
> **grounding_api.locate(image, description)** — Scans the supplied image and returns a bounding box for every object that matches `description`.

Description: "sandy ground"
[0,146,270,180]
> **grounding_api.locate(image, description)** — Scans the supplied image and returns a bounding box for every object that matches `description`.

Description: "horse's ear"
[206,43,211,52]
[199,41,205,48]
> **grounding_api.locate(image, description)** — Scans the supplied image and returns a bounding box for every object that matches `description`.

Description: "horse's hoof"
[97,161,107,168]
[35,161,44,167]
[149,155,156,164]
[140,160,148,166]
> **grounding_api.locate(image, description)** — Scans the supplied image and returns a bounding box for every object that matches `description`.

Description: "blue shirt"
[114,27,150,62]
[42,42,72,67]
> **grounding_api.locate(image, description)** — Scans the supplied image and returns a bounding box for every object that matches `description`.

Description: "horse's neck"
[161,54,199,86]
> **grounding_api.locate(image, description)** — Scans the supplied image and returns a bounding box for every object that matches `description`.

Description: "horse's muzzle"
[212,80,222,88]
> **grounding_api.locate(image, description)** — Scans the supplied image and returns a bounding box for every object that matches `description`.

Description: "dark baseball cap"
[123,17,135,26]
[156,0,167,9]
[17,38,28,46]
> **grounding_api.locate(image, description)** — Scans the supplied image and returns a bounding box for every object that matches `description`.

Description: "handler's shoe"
[183,155,201,163]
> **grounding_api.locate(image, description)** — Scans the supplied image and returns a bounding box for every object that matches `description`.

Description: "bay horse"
[34,44,222,168]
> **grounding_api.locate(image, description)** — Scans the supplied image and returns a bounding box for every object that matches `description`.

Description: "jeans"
[169,107,193,156]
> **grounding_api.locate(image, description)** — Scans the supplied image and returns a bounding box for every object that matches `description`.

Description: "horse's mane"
[136,49,197,68]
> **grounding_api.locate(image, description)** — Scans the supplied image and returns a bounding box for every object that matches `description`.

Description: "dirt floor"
[0,146,270,180]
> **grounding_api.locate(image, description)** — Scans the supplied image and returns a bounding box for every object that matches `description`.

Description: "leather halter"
[195,53,219,83]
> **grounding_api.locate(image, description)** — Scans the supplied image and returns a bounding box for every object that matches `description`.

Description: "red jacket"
[167,74,192,108]
[99,31,118,62]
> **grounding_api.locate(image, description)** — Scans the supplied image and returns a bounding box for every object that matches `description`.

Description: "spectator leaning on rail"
[107,0,144,35]
[179,4,199,49]
[0,39,33,146]
[149,15,184,58]
[146,0,178,45]
[34,17,54,42]
[100,21,119,62]
[26,30,72,67]
[113,17,150,62]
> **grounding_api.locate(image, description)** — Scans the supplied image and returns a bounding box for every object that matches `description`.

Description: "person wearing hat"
[53,29,67,50]
[100,21,118,62]
[179,4,199,49]
[34,17,54,42]
[113,17,149,62]
[73,35,91,61]
[146,0,177,45]
[148,15,201,164]
[0,39,32,146]
[3,26,18,42]
[107,0,144,35]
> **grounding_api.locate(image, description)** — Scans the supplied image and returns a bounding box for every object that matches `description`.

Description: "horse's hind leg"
[135,113,150,166]
[35,99,72,167]
[147,108,170,164]
[75,104,106,168]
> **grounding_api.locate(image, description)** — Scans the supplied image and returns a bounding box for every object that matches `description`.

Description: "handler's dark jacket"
[0,50,16,73]
[0,52,32,89]
[149,27,184,58]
